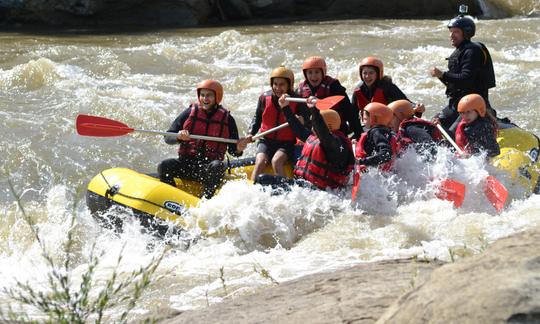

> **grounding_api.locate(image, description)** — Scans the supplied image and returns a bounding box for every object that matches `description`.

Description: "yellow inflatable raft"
[86,157,293,237]
[86,120,540,237]
[492,121,540,195]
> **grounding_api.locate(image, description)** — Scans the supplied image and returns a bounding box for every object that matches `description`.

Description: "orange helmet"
[365,102,393,127]
[196,79,223,104]
[359,56,384,80]
[320,109,341,132]
[457,94,486,117]
[302,56,327,77]
[270,66,294,90]
[388,100,415,121]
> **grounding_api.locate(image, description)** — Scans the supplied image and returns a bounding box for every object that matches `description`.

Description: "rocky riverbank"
[0,0,488,30]
[148,225,540,323]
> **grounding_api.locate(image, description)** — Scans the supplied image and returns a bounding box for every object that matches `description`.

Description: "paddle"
[434,178,466,208]
[351,165,362,202]
[285,95,344,110]
[76,114,288,143]
[436,124,508,211]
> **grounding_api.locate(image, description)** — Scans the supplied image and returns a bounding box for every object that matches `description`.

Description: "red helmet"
[302,56,327,77]
[388,100,415,121]
[359,56,384,80]
[457,94,486,117]
[270,66,294,90]
[196,80,223,104]
[365,102,393,127]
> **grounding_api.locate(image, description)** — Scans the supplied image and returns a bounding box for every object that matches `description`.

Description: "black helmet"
[448,15,476,39]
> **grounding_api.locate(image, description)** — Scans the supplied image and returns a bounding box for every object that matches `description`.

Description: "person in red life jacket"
[352,56,425,126]
[455,93,500,158]
[388,99,442,154]
[248,66,310,181]
[356,102,398,172]
[296,56,363,140]
[255,96,354,191]
[158,80,251,198]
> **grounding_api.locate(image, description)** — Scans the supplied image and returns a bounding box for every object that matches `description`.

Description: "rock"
[0,0,497,27]
[155,259,443,323]
[377,228,540,323]
[219,0,252,20]
[153,226,540,323]
[326,0,482,18]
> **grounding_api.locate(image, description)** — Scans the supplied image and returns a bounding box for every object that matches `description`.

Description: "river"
[1,6,539,321]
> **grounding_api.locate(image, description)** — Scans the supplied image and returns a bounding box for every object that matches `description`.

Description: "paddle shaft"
[136,122,289,143]
[285,97,311,104]
[252,122,289,140]
[134,129,239,144]
[436,124,465,155]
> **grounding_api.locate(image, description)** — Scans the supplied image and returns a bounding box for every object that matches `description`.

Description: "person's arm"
[383,82,409,102]
[164,108,191,145]
[358,128,393,166]
[331,82,363,139]
[441,48,482,84]
[282,105,311,142]
[249,95,265,136]
[226,115,244,157]
[311,109,352,166]
[471,119,500,157]
[405,124,435,144]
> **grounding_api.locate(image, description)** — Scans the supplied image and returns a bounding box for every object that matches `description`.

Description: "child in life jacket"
[249,66,309,181]
[255,96,354,191]
[356,102,398,171]
[388,99,442,154]
[455,93,500,158]
[158,80,250,198]
[296,56,363,140]
[352,56,425,126]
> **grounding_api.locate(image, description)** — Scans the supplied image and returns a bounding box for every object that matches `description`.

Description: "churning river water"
[1,4,539,320]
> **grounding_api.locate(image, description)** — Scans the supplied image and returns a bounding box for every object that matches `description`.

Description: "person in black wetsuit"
[157,80,250,199]
[454,94,500,158]
[355,103,398,172]
[296,56,363,140]
[388,99,442,155]
[255,95,355,191]
[430,8,496,135]
[352,56,425,126]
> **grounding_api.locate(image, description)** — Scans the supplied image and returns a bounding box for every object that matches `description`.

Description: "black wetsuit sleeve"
[164,108,191,145]
[466,119,500,157]
[227,115,242,157]
[359,128,393,166]
[296,101,312,129]
[311,109,351,167]
[249,95,265,136]
[441,47,482,85]
[330,81,363,139]
[406,124,434,144]
[383,82,409,103]
[282,105,311,142]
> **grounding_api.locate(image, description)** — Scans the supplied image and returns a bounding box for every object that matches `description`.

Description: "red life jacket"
[178,104,231,160]
[297,76,349,130]
[454,120,470,154]
[260,94,298,142]
[297,76,337,99]
[293,132,353,189]
[355,128,398,172]
[353,86,387,117]
[397,118,441,152]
